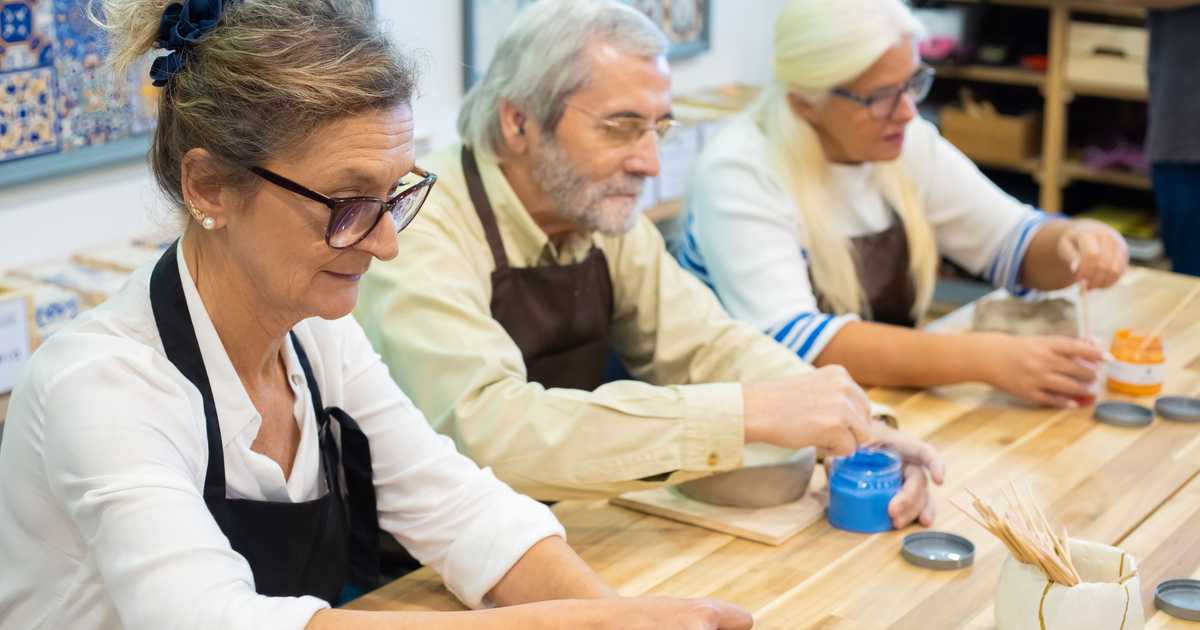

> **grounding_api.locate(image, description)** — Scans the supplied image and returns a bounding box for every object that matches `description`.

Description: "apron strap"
[289,333,383,590]
[462,146,510,272]
[149,241,229,507]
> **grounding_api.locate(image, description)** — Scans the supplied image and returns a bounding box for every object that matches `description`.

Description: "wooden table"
[350,268,1200,629]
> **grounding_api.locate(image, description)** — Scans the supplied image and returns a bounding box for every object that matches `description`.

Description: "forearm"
[1017,221,1075,291]
[306,601,585,630]
[811,321,997,388]
[485,536,615,605]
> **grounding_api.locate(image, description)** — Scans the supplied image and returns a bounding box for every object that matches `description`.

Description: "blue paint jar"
[827,448,902,533]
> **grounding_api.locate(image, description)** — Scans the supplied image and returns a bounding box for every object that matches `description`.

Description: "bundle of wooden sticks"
[955,482,1082,586]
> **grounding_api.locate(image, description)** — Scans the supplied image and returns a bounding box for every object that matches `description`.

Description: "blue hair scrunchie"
[149,0,228,87]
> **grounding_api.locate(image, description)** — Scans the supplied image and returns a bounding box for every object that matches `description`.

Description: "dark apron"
[813,213,918,327]
[149,242,382,604]
[462,146,615,391]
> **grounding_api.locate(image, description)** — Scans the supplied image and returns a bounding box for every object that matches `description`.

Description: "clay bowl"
[674,444,817,508]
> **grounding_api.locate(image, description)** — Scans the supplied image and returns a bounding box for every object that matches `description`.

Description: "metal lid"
[1094,402,1154,428]
[1155,579,1200,622]
[1156,397,1200,423]
[901,531,975,570]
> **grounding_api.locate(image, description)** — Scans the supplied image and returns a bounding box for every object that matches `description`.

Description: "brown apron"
[462,147,615,391]
[813,213,918,327]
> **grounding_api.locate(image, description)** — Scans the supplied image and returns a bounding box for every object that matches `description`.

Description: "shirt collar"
[473,148,597,265]
[175,240,308,446]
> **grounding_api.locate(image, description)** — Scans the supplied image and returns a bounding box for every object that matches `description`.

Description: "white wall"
[0,0,785,269]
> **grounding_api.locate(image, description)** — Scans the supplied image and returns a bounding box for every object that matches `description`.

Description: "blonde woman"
[679,0,1129,408]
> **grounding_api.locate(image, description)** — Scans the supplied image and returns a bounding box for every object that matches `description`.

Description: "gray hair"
[458,0,668,158]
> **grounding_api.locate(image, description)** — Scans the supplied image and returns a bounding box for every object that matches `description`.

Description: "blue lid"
[827,448,902,533]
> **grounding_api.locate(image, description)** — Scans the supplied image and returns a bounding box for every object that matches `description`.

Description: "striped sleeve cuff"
[767,311,859,364]
[985,211,1062,296]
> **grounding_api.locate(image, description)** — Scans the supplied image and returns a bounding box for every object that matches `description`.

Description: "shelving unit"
[938,0,1151,214]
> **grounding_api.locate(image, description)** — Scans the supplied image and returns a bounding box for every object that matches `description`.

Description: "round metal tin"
[901,531,975,570]
[1094,402,1154,428]
[1155,579,1200,622]
[1155,397,1200,423]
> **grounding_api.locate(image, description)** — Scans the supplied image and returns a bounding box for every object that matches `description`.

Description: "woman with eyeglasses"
[0,2,753,629]
[679,0,1129,408]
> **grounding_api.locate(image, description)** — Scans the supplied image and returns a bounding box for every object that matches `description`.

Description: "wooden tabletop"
[349,268,1200,628]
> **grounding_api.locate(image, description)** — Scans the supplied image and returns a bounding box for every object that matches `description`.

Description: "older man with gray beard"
[356,0,942,513]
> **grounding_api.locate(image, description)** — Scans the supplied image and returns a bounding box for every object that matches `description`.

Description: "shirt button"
[707,452,719,467]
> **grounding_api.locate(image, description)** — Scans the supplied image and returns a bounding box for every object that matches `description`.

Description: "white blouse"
[0,243,564,630]
[679,115,1051,362]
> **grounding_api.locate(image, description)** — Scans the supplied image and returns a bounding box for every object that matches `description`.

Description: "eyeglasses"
[249,165,437,249]
[566,104,680,145]
[830,65,936,121]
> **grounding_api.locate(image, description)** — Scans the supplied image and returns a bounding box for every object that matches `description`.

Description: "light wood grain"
[1,393,8,427]
[350,270,1200,628]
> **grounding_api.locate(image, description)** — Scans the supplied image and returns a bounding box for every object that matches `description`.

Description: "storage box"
[11,261,130,307]
[1066,22,1148,94]
[940,106,1042,165]
[0,287,35,395]
[0,277,83,343]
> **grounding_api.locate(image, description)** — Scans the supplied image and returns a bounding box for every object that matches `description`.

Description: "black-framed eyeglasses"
[831,65,936,121]
[566,103,680,145]
[249,165,437,249]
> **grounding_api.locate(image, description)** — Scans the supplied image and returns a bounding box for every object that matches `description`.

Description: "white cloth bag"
[996,539,1143,630]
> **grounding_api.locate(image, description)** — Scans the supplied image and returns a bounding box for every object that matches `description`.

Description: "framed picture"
[463,0,711,91]
[0,1,158,189]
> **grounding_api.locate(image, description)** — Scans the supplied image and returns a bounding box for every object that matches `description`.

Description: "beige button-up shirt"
[356,144,813,500]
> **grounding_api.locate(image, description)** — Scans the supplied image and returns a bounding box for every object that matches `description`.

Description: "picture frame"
[462,0,712,91]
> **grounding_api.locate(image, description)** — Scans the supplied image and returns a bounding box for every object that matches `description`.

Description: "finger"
[1033,389,1077,409]
[710,599,755,630]
[1060,234,1082,273]
[1074,232,1102,284]
[1050,336,1105,364]
[919,495,937,527]
[876,432,945,484]
[827,426,858,458]
[1038,372,1094,398]
[889,465,928,528]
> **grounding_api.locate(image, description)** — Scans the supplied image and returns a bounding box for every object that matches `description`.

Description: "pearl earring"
[188,201,216,230]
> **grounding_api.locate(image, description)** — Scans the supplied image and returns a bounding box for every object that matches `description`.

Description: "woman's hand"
[979,333,1103,408]
[866,426,945,528]
[1056,219,1129,290]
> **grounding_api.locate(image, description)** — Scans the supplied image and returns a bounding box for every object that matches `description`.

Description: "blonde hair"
[89,0,416,210]
[754,0,937,320]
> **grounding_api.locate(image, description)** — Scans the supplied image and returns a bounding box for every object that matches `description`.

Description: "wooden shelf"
[1063,160,1152,190]
[969,155,1041,176]
[1068,79,1148,102]
[935,65,1046,88]
[946,0,1144,18]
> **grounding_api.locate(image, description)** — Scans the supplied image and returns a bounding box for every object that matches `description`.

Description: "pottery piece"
[972,297,1080,338]
[674,444,817,508]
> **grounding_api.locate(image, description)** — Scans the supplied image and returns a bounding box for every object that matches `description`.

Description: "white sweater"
[679,115,1050,362]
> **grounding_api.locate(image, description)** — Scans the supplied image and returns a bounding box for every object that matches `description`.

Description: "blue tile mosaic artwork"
[0,0,156,172]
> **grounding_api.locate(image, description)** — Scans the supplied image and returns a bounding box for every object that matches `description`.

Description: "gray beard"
[529,135,646,236]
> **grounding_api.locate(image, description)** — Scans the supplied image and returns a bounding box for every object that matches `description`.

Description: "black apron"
[462,147,615,391]
[149,242,382,604]
[813,213,919,327]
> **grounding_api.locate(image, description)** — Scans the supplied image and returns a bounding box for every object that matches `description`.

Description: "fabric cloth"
[1147,7,1200,163]
[0,240,563,630]
[1152,163,1200,276]
[678,116,1050,363]
[355,143,814,501]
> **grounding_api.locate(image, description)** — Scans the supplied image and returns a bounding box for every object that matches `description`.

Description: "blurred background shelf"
[1063,161,1152,190]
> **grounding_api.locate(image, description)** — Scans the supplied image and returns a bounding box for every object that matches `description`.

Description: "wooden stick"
[1138,285,1200,352]
[1079,283,1090,340]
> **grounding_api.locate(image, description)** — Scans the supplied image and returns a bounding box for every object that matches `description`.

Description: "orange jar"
[1106,329,1167,396]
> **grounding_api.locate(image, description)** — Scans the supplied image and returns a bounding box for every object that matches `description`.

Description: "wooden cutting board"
[610,476,828,546]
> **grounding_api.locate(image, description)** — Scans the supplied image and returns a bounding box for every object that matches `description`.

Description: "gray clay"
[675,445,817,508]
[972,297,1080,338]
